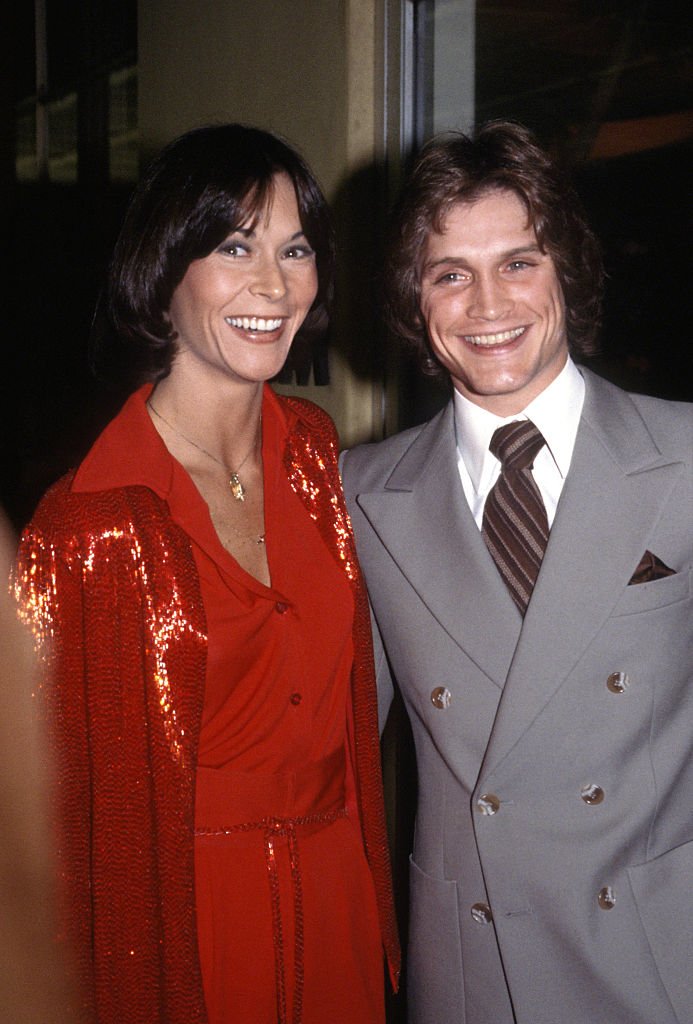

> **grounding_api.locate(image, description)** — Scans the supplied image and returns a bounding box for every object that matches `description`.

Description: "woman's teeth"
[225,316,283,332]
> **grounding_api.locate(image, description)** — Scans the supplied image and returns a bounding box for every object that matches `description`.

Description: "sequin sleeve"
[14,501,96,1016]
[13,478,210,1023]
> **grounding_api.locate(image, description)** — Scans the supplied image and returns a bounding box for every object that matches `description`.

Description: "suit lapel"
[482,369,685,775]
[357,402,521,688]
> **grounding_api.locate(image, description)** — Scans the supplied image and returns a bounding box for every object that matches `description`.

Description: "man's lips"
[225,316,284,332]
[462,326,526,347]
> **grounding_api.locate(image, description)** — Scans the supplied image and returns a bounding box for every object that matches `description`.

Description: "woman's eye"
[507,259,532,271]
[218,239,249,257]
[283,245,314,260]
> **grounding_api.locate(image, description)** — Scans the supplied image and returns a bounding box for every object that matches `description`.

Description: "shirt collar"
[453,357,585,493]
[71,383,171,495]
[72,382,292,496]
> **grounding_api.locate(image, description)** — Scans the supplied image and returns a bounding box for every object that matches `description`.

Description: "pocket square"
[629,550,676,585]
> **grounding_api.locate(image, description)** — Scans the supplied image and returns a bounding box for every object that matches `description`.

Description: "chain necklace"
[226,524,266,547]
[148,401,261,502]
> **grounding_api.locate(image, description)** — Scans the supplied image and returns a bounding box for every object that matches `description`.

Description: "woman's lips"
[224,316,284,332]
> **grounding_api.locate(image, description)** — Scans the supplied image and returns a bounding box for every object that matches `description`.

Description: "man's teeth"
[225,316,283,332]
[464,327,525,346]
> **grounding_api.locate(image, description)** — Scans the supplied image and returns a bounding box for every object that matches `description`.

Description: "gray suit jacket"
[341,369,692,1024]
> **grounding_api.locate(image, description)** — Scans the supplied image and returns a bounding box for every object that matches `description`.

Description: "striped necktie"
[481,419,549,615]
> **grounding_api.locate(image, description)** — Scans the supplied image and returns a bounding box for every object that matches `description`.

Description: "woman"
[14,124,399,1024]
[0,512,74,1024]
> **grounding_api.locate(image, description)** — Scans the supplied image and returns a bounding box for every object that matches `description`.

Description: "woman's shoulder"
[277,393,339,448]
[24,473,168,547]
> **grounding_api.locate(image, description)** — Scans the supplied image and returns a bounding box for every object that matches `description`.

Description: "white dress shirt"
[453,358,585,529]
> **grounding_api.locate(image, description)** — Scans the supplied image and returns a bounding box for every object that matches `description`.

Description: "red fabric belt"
[194,749,348,1024]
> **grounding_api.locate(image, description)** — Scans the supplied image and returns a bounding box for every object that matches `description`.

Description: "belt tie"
[196,806,347,1024]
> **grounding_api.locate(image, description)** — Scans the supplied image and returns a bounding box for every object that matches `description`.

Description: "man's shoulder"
[627,388,692,438]
[629,397,692,469]
[341,409,447,493]
[583,367,692,453]
[584,366,691,413]
[343,421,426,466]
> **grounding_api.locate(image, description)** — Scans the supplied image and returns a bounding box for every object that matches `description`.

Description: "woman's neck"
[148,372,264,470]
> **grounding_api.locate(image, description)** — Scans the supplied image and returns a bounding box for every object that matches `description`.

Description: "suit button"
[607,671,629,693]
[430,686,452,709]
[476,793,501,815]
[471,902,493,924]
[598,886,616,910]
[275,602,289,614]
[581,784,605,805]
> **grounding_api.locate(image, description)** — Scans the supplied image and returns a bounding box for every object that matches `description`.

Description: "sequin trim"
[284,422,359,584]
[282,397,401,989]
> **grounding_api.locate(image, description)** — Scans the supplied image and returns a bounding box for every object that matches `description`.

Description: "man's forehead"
[423,190,539,255]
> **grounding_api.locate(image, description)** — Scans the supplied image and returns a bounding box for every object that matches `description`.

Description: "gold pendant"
[229,473,245,501]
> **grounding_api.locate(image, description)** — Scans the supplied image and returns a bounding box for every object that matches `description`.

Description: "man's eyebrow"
[503,244,543,259]
[423,243,543,274]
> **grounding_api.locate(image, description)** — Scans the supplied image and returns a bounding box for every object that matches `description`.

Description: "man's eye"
[507,260,531,271]
[436,271,462,284]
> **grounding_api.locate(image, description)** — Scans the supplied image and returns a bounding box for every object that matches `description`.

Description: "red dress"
[166,392,383,1022]
[13,385,397,1024]
[14,384,398,1024]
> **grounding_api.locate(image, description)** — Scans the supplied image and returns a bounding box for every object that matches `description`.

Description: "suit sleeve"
[339,448,395,732]
[369,603,395,733]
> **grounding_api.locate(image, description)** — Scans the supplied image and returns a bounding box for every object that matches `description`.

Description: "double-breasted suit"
[341,368,692,1024]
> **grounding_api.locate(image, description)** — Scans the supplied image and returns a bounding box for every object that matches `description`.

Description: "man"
[340,121,692,1024]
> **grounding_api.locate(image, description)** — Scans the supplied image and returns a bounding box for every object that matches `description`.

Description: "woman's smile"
[168,173,318,387]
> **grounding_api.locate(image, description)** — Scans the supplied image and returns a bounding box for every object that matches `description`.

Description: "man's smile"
[462,326,527,347]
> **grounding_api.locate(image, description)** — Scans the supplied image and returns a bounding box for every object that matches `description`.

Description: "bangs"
[229,176,276,234]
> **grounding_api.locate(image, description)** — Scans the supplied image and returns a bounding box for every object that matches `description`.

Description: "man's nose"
[466,274,512,320]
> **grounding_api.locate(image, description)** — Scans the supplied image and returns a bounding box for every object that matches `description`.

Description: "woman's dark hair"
[384,120,604,378]
[99,123,334,383]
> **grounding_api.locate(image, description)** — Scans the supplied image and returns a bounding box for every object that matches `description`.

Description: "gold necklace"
[148,401,260,502]
[227,524,266,547]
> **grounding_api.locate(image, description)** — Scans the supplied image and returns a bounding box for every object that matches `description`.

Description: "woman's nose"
[249,257,287,300]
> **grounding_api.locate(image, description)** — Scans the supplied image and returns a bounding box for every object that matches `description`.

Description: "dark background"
[3,0,691,532]
[2,6,691,1022]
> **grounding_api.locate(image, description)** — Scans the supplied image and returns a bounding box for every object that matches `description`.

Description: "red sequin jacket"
[14,391,399,1023]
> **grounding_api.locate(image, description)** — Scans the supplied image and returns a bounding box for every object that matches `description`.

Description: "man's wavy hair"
[95,123,334,385]
[384,120,604,379]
